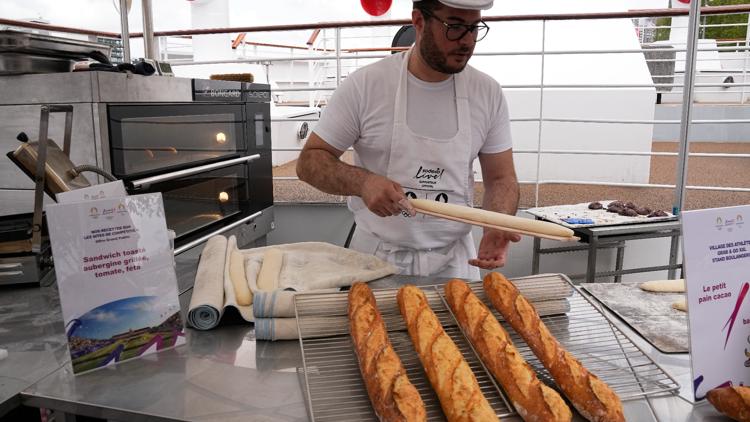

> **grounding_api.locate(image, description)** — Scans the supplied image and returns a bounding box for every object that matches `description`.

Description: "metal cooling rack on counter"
[294,274,679,421]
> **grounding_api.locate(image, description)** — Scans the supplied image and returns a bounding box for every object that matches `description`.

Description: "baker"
[296,0,520,279]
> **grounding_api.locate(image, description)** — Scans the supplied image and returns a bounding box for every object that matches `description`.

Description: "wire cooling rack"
[295,274,679,421]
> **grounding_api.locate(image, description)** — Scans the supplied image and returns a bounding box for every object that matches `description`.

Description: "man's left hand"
[469,229,521,270]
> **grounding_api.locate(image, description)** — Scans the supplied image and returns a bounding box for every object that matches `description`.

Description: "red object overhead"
[361,0,392,16]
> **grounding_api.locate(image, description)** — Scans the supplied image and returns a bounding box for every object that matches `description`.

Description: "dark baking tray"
[526,201,677,229]
[581,282,688,354]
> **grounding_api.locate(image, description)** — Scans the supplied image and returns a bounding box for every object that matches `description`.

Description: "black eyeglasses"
[421,10,490,42]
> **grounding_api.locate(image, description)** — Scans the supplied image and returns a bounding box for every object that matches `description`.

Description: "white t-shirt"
[313,51,513,177]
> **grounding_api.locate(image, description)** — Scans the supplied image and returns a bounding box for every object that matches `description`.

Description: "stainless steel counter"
[0,249,729,421]
[0,275,67,417]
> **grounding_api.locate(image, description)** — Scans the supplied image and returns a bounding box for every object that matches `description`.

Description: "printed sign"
[55,180,127,204]
[682,205,749,399]
[45,193,185,374]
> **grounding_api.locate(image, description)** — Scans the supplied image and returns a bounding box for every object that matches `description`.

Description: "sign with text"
[682,205,749,400]
[56,180,127,204]
[46,193,185,374]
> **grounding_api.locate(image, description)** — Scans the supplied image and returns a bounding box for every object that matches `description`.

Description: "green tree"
[704,0,748,41]
[653,0,749,42]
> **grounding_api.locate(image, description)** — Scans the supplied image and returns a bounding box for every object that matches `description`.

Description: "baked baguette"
[707,386,750,422]
[444,279,571,422]
[348,282,427,422]
[397,284,499,422]
[409,198,574,238]
[483,272,624,422]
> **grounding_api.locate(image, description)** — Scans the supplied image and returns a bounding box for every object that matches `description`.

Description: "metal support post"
[335,27,342,87]
[673,0,701,215]
[119,0,131,63]
[142,0,156,60]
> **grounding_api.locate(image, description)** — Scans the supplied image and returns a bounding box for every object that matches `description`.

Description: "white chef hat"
[413,0,493,11]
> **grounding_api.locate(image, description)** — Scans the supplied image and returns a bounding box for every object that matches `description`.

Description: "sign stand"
[46,193,185,374]
[682,205,750,400]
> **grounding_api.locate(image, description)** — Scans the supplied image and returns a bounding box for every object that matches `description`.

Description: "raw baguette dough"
[410,198,574,238]
[672,298,687,312]
[707,386,750,422]
[397,284,499,422]
[348,283,427,422]
[639,279,685,293]
[483,272,624,422]
[229,249,252,306]
[257,248,283,291]
[444,280,572,422]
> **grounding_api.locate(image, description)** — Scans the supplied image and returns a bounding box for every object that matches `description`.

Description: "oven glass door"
[137,163,251,242]
[108,104,245,179]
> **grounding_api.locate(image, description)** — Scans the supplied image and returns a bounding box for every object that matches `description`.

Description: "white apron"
[349,48,479,280]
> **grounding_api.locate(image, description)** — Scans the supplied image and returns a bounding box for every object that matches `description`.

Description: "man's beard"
[419,27,472,74]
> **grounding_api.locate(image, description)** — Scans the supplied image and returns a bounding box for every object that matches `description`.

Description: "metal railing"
[2,5,748,211]
[159,7,746,212]
[165,7,749,211]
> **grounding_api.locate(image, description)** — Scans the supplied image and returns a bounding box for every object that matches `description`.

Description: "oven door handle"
[174,211,262,255]
[129,154,261,190]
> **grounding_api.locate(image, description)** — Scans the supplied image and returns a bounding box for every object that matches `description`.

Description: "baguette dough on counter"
[672,298,687,312]
[639,279,685,293]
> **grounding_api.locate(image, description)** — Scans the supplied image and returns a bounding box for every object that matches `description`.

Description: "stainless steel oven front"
[106,95,273,253]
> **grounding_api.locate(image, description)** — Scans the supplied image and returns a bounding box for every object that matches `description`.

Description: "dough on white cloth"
[241,242,397,292]
[188,236,397,331]
[256,248,283,292]
[221,236,254,322]
[229,249,252,305]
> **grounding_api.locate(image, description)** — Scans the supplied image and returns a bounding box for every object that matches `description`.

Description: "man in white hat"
[296,0,520,279]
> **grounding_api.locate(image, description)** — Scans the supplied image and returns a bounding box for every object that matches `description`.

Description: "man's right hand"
[361,174,408,217]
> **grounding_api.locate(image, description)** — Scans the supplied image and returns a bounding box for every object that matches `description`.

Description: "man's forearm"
[297,149,372,197]
[482,177,519,216]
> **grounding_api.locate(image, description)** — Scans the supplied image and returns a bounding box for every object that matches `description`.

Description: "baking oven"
[105,83,273,253]
[0,75,275,274]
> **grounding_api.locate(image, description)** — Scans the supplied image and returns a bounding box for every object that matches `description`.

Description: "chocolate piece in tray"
[592,200,670,220]
[648,210,668,218]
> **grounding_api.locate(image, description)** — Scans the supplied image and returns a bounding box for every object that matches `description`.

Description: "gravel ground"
[273,142,749,211]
